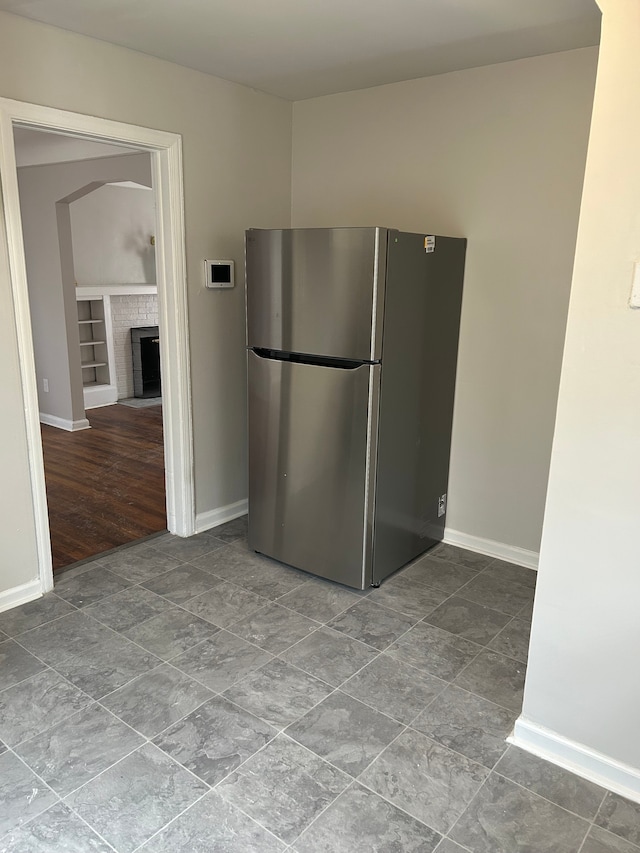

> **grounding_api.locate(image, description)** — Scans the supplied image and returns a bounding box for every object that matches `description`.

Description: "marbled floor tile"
[0,594,75,638]
[278,578,363,623]
[53,633,160,699]
[327,599,417,651]
[434,841,471,853]
[224,559,307,601]
[386,621,482,682]
[450,773,590,853]
[16,611,116,668]
[123,607,219,660]
[429,543,493,571]
[188,542,251,576]
[455,572,534,616]
[0,802,114,852]
[425,596,511,645]
[96,545,184,583]
[293,782,441,853]
[401,557,479,595]
[170,630,273,693]
[454,649,526,712]
[0,739,6,754]
[341,654,446,725]
[518,598,535,622]
[192,545,307,599]
[286,691,403,777]
[582,825,640,853]
[495,745,605,819]
[360,728,488,834]
[0,751,58,838]
[153,696,276,786]
[65,743,208,853]
[487,617,531,662]
[208,515,248,544]
[0,639,47,691]
[83,585,174,633]
[181,581,269,629]
[370,574,448,620]
[483,559,537,589]
[228,602,318,653]
[412,684,516,768]
[222,658,333,729]
[142,563,223,604]
[279,627,378,687]
[150,530,225,562]
[0,669,92,747]
[15,704,144,797]
[100,663,213,738]
[596,791,640,846]
[218,734,350,844]
[137,790,286,852]
[52,566,131,609]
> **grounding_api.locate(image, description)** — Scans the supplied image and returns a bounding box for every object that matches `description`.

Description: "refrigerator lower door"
[248,350,379,590]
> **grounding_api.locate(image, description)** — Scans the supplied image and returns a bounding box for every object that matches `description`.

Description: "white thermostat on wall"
[204,259,235,289]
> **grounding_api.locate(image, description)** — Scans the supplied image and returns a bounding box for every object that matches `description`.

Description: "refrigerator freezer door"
[248,350,379,590]
[372,231,466,584]
[246,228,387,362]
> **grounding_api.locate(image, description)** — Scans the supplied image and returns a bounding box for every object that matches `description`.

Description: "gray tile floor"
[1,518,639,852]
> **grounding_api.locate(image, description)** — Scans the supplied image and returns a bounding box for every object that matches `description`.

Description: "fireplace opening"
[131,326,161,398]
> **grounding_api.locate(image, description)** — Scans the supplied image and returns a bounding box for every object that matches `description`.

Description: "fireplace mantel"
[76,284,157,298]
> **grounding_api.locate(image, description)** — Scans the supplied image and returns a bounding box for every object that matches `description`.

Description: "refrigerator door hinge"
[438,493,447,518]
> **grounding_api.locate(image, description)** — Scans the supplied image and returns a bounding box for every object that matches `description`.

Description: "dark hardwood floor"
[41,403,166,572]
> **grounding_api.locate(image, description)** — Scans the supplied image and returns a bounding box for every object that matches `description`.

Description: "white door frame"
[0,98,195,595]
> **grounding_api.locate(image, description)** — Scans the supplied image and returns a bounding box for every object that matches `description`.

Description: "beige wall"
[522,0,640,778]
[0,11,291,594]
[0,209,40,591]
[70,184,156,286]
[292,47,598,554]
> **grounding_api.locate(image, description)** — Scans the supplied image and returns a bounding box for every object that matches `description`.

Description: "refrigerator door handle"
[251,347,376,370]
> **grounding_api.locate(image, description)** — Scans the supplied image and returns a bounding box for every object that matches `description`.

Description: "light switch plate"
[629,261,640,309]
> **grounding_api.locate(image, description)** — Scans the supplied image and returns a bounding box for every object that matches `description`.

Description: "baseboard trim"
[510,717,640,804]
[39,413,91,431]
[195,499,248,534]
[0,578,42,614]
[443,527,539,570]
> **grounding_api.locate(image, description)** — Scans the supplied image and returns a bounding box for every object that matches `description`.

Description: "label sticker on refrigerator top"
[424,236,436,253]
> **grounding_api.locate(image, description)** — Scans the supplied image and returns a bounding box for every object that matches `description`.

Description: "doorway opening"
[0,98,194,600]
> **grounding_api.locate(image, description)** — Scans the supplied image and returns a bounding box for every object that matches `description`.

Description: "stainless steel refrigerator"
[245,227,466,590]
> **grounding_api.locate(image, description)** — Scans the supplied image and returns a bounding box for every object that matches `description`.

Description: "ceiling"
[0,0,601,100]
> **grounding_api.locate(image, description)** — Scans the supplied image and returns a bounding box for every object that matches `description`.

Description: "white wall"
[292,47,598,556]
[70,184,156,286]
[0,10,291,596]
[17,153,153,425]
[520,0,640,791]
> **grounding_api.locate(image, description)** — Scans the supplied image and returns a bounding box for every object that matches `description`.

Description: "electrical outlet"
[43,378,49,393]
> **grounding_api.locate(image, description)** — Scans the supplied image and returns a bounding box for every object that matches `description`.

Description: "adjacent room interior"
[14,128,167,569]
[2,1,640,851]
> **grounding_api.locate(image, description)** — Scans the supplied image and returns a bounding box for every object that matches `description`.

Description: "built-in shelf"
[76,294,117,409]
